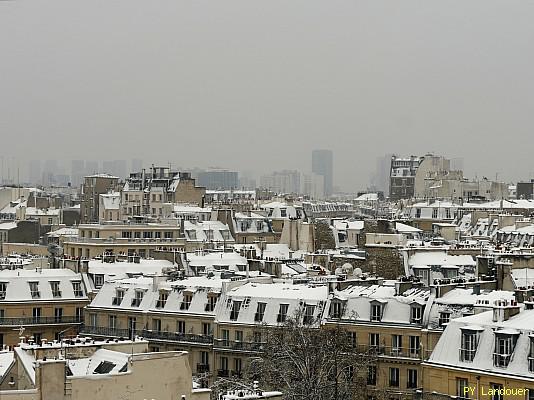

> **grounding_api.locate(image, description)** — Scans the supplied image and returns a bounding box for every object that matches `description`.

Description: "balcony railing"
[493,353,512,368]
[81,326,213,345]
[0,316,83,326]
[214,339,265,352]
[459,348,476,362]
[197,363,210,373]
[354,345,426,360]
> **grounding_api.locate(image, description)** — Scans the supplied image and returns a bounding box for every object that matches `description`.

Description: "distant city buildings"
[197,168,239,190]
[389,155,423,201]
[311,149,333,197]
[260,170,301,195]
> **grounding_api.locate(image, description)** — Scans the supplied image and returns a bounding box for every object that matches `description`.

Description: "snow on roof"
[187,252,247,271]
[0,221,17,230]
[88,259,174,281]
[427,308,534,379]
[24,207,60,216]
[435,288,515,306]
[0,351,14,379]
[100,192,120,210]
[172,205,212,213]
[354,193,378,202]
[332,220,364,231]
[68,349,129,376]
[395,222,422,233]
[0,268,87,302]
[511,268,534,288]
[462,199,534,209]
[85,173,119,179]
[408,252,476,267]
[47,227,79,237]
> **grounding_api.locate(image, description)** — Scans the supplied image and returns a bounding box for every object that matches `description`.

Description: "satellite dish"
[342,263,353,275]
[353,267,363,277]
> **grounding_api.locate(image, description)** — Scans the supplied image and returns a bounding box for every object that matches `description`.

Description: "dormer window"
[131,290,144,307]
[0,282,7,300]
[50,281,62,298]
[94,274,104,289]
[29,282,40,299]
[410,305,423,323]
[439,312,451,327]
[156,291,168,309]
[460,327,481,362]
[330,300,344,319]
[230,300,242,321]
[205,295,218,312]
[180,293,192,310]
[72,281,83,297]
[494,330,519,368]
[370,302,384,322]
[277,304,289,323]
[112,289,124,306]
[528,336,534,373]
[303,304,315,325]
[255,302,266,322]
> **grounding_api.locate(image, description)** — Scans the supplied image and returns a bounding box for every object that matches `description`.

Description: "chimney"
[492,299,521,322]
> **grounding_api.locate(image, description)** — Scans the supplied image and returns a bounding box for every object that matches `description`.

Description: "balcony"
[0,316,83,326]
[355,345,426,360]
[197,363,210,373]
[493,353,512,368]
[459,348,476,362]
[81,326,213,345]
[214,339,264,353]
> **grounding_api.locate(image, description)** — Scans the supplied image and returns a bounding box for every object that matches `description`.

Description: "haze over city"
[2,0,534,191]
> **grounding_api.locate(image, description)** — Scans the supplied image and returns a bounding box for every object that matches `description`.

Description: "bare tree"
[242,316,376,400]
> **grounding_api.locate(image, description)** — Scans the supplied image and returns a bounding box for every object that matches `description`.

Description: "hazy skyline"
[1,0,534,191]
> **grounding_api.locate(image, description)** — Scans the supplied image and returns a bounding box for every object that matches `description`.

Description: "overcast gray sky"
[1,0,534,191]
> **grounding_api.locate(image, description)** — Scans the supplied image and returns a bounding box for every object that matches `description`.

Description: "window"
[410,305,422,323]
[367,365,377,386]
[457,378,470,399]
[94,361,116,374]
[389,367,400,387]
[494,333,517,367]
[200,351,209,370]
[72,281,83,297]
[369,333,380,349]
[220,356,229,375]
[156,291,168,309]
[54,307,63,322]
[255,302,266,322]
[112,289,124,306]
[490,383,503,400]
[152,319,161,332]
[75,307,83,321]
[371,303,382,322]
[177,320,185,334]
[277,304,289,323]
[205,295,218,312]
[90,313,97,327]
[446,208,452,219]
[32,307,41,322]
[164,231,173,239]
[235,330,243,342]
[202,323,211,336]
[409,336,420,357]
[330,301,342,319]
[221,329,229,346]
[109,315,117,329]
[350,332,357,347]
[407,369,418,389]
[132,290,144,307]
[94,274,104,288]
[230,301,242,321]
[392,335,402,355]
[253,331,262,343]
[29,282,40,299]
[529,337,534,372]
[49,281,62,297]
[303,304,315,325]
[233,358,242,375]
[439,312,450,327]
[0,282,6,299]
[180,293,192,310]
[415,208,421,218]
[461,331,478,362]
[432,209,438,219]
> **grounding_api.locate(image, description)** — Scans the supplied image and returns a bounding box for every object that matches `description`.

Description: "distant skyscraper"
[312,150,333,196]
[71,160,85,187]
[131,159,143,174]
[29,160,42,185]
[197,169,239,190]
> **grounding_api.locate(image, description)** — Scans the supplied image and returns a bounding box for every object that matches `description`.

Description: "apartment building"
[0,268,88,347]
[62,223,185,259]
[389,156,423,201]
[423,299,534,400]
[80,174,121,223]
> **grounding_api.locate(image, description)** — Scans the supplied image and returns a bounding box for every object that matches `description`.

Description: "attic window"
[180,293,192,310]
[410,305,423,323]
[132,290,144,307]
[72,281,83,297]
[50,281,61,298]
[254,302,266,322]
[277,304,289,323]
[303,304,315,325]
[370,303,383,322]
[0,282,7,300]
[94,274,104,289]
[438,312,450,327]
[93,361,116,374]
[230,301,242,321]
[112,289,124,306]
[528,336,534,373]
[29,282,40,299]
[156,291,168,309]
[330,301,344,319]
[493,331,519,368]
